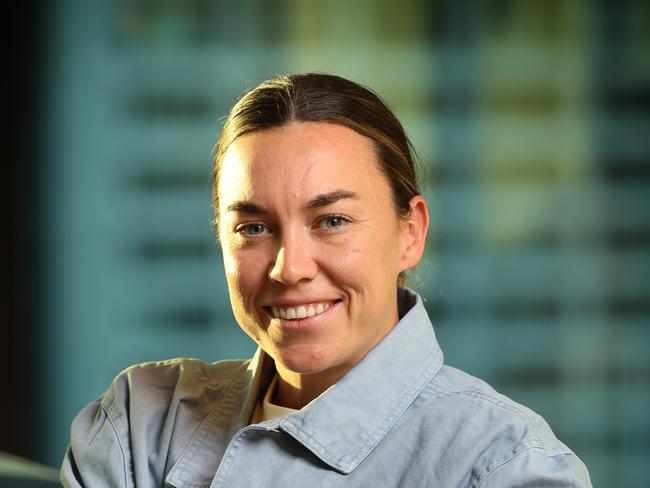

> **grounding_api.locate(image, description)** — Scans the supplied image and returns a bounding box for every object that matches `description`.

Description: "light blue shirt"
[61,289,592,487]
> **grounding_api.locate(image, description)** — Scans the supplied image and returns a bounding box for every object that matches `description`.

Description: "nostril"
[266,239,319,285]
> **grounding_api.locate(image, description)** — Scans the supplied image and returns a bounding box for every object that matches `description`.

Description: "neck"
[273,365,348,410]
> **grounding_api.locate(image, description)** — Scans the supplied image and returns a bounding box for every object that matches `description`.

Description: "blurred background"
[4,0,649,486]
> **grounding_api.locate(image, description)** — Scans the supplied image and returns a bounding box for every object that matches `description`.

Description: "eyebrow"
[305,190,359,209]
[226,201,268,214]
[226,190,359,214]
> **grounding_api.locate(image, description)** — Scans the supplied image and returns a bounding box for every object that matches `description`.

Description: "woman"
[62,73,591,487]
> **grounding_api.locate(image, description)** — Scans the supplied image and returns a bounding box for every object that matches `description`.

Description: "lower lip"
[268,301,340,331]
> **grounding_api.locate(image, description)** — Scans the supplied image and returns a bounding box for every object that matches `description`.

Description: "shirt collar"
[277,288,444,474]
[165,349,276,488]
[166,288,442,485]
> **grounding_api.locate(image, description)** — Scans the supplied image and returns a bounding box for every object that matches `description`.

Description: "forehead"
[218,121,391,207]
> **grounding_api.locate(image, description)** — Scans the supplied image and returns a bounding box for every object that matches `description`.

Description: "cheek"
[219,232,237,273]
[352,222,403,264]
[222,252,238,279]
[323,234,395,287]
[224,260,260,334]
[222,246,268,299]
[221,245,241,288]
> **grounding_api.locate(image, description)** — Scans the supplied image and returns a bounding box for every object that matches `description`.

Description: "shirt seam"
[101,404,131,488]
[430,379,543,445]
[166,378,238,487]
[473,445,577,488]
[208,427,248,487]
[431,379,531,419]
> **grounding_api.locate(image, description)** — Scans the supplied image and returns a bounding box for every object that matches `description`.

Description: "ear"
[399,195,429,272]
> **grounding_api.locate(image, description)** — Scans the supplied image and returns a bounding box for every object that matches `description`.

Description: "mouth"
[264,300,339,320]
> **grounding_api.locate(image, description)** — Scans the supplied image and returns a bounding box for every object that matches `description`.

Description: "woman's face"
[218,121,421,378]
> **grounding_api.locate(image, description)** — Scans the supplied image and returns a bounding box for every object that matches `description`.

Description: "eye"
[318,215,349,230]
[236,223,268,236]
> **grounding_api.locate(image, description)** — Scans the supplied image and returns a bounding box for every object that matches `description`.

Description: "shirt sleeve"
[477,447,592,488]
[60,398,130,488]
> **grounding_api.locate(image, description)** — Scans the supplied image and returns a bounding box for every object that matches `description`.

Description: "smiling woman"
[218,121,427,409]
[61,74,592,487]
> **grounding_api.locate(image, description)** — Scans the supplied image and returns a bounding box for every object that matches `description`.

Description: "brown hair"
[212,73,422,284]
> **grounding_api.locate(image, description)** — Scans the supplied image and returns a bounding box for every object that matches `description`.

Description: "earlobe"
[400,195,429,271]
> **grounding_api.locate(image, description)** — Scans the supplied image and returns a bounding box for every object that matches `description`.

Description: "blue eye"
[320,215,348,229]
[238,223,267,236]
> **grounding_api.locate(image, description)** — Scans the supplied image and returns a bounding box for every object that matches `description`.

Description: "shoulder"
[61,358,251,488]
[429,364,556,439]
[101,357,251,415]
[96,358,251,439]
[409,365,591,487]
[117,356,252,388]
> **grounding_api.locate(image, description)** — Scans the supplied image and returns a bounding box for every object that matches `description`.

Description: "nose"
[268,231,318,285]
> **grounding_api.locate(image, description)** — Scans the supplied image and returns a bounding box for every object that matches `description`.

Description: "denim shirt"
[61,289,591,487]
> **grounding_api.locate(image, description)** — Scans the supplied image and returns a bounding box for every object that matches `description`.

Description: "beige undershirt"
[250,374,298,424]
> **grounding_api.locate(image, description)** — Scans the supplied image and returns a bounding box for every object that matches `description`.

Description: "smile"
[268,301,335,320]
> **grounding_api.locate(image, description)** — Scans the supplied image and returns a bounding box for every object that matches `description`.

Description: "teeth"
[269,301,332,320]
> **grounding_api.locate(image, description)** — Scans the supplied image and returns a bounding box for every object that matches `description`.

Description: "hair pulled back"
[213,73,421,217]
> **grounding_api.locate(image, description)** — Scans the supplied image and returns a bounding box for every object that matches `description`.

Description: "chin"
[273,347,336,375]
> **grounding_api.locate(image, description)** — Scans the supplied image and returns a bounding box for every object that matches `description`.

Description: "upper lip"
[263,298,339,307]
